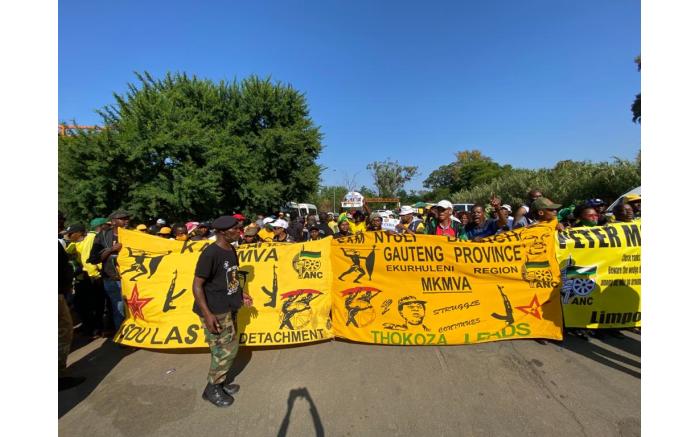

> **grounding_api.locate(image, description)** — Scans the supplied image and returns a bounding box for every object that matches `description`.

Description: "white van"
[452,203,475,214]
[606,186,641,214]
[284,202,318,220]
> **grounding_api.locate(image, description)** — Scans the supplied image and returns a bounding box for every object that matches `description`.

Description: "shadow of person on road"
[592,329,640,357]
[558,282,641,377]
[558,335,640,379]
[277,387,324,437]
[58,339,135,418]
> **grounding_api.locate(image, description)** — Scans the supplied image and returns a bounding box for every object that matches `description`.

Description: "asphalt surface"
[59,331,640,437]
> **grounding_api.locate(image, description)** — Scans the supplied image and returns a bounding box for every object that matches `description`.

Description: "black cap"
[212,216,239,231]
[198,222,211,229]
[308,225,320,231]
[65,224,86,234]
[108,210,131,220]
[585,198,606,207]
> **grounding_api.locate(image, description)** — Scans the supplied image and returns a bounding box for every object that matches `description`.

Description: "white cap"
[156,218,166,225]
[271,219,288,229]
[437,200,453,210]
[399,205,415,216]
[500,204,512,213]
[521,205,529,214]
[262,217,274,225]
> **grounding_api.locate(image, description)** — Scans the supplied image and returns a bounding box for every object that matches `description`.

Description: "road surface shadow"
[558,333,640,379]
[277,387,324,437]
[589,329,641,357]
[59,339,135,418]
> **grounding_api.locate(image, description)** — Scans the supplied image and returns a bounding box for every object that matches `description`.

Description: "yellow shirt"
[412,221,425,233]
[348,221,366,234]
[327,220,339,234]
[66,232,101,278]
[258,228,275,242]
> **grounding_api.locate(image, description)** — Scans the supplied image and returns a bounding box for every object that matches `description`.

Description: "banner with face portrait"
[115,220,642,348]
[114,230,333,348]
[329,223,564,345]
[556,222,642,328]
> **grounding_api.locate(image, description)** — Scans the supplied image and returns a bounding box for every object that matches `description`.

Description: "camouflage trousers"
[58,294,73,374]
[200,312,239,385]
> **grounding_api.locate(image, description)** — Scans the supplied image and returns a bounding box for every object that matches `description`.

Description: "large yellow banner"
[114,221,638,348]
[114,230,333,348]
[557,222,642,328]
[330,223,564,345]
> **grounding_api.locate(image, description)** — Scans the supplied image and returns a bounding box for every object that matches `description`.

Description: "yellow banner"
[330,223,564,345]
[235,239,334,346]
[114,230,333,348]
[556,222,642,328]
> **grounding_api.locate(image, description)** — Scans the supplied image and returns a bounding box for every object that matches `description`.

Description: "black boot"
[223,382,240,396]
[202,383,234,407]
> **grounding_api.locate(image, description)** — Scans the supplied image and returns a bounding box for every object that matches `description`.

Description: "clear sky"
[59,0,640,193]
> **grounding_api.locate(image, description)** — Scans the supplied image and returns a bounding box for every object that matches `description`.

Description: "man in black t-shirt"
[192,216,253,407]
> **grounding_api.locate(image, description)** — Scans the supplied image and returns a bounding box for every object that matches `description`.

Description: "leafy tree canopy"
[366,159,418,197]
[308,185,346,213]
[59,72,323,224]
[423,149,510,194]
[450,157,641,208]
[632,55,641,123]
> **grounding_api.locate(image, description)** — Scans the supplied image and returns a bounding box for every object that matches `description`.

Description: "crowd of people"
[62,189,640,247]
[58,188,641,393]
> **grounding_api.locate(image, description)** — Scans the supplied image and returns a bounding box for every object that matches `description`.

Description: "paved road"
[59,331,640,437]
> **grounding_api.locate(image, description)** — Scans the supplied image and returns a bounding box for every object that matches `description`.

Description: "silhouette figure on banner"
[342,287,382,327]
[338,246,376,283]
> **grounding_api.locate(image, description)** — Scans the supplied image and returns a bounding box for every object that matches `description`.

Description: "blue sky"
[59,0,640,193]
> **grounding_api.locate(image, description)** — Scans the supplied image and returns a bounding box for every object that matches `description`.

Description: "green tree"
[366,159,418,197]
[423,149,508,196]
[309,185,346,213]
[396,189,431,204]
[59,72,323,223]
[454,150,507,188]
[632,55,641,123]
[423,162,461,194]
[451,157,641,208]
[358,185,378,198]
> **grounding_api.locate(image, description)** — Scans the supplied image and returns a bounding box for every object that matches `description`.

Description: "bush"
[450,157,641,208]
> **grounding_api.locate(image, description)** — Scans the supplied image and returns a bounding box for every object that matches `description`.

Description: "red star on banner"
[126,284,153,321]
[515,294,545,320]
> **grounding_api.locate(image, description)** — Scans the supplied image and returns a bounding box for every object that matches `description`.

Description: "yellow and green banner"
[114,231,333,348]
[557,222,642,328]
[112,220,641,348]
[330,223,564,345]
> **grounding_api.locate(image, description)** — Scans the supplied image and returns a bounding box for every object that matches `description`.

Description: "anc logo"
[521,261,560,289]
[522,261,554,283]
[560,256,598,304]
[292,246,324,279]
[342,287,381,328]
[279,289,322,330]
